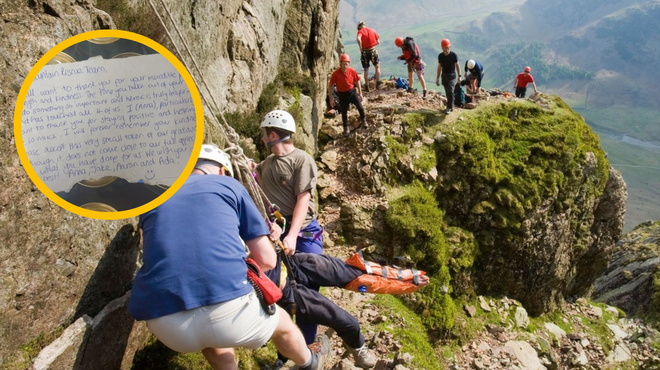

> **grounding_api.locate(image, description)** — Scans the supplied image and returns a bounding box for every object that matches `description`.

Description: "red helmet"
[395,37,404,47]
[340,54,351,63]
[441,38,451,48]
[524,66,531,72]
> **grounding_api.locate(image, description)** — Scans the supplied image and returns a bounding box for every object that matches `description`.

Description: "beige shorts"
[147,291,280,352]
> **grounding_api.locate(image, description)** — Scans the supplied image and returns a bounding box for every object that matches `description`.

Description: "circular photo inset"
[14,30,204,220]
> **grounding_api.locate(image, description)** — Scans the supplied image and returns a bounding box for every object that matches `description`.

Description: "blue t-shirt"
[128,174,270,321]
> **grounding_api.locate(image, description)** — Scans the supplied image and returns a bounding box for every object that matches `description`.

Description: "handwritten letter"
[21,54,197,192]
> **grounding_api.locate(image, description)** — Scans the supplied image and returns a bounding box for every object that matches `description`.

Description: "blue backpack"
[395,77,409,90]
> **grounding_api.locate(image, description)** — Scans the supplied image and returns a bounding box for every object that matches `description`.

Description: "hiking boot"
[343,126,352,137]
[364,84,370,92]
[361,118,368,128]
[407,87,414,93]
[344,343,377,369]
[423,89,427,98]
[302,334,330,370]
[445,108,452,114]
[376,80,382,90]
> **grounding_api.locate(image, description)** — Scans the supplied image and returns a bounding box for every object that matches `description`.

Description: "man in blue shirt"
[129,144,329,370]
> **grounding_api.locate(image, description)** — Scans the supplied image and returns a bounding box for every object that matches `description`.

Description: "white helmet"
[467,59,476,69]
[260,110,296,134]
[198,144,233,177]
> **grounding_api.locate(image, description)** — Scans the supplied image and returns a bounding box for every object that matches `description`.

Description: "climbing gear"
[344,343,377,369]
[340,53,351,63]
[298,229,324,240]
[343,251,426,294]
[441,38,451,48]
[245,258,282,315]
[269,204,287,233]
[467,59,475,69]
[394,37,404,47]
[524,66,531,72]
[197,144,234,176]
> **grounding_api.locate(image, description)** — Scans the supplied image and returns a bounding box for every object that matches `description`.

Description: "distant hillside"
[339,0,660,230]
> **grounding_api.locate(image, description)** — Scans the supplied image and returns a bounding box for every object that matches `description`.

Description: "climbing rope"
[146,0,275,220]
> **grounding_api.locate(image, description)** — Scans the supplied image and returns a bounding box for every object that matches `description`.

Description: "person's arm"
[282,191,312,256]
[436,62,442,86]
[356,75,363,99]
[532,81,538,94]
[328,79,335,109]
[245,235,277,270]
[375,35,380,46]
[513,76,518,90]
[455,62,461,80]
[356,33,363,52]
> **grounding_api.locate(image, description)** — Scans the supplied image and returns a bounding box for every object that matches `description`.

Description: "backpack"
[403,37,419,61]
[454,82,466,107]
[395,77,409,90]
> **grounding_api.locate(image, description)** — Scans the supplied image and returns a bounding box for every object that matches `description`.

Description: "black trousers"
[515,86,527,98]
[279,253,364,348]
[442,73,457,109]
[337,89,365,129]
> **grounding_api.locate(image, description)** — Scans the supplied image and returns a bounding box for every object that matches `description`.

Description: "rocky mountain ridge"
[1,1,658,369]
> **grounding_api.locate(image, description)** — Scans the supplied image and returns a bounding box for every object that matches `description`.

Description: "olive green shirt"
[256,148,317,227]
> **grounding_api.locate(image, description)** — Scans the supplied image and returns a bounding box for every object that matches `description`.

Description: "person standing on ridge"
[254,110,325,346]
[129,144,330,370]
[328,54,367,137]
[356,21,381,92]
[513,66,538,98]
[395,36,427,98]
[435,38,461,114]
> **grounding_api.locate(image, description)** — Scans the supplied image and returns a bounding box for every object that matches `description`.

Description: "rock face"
[592,220,660,316]
[433,99,627,315]
[0,0,340,367]
[148,0,340,144]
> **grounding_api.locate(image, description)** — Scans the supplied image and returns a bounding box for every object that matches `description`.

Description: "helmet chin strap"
[266,134,291,148]
[194,166,211,174]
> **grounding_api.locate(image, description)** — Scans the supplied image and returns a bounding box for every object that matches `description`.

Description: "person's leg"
[416,63,426,93]
[270,308,313,365]
[291,220,326,344]
[202,348,238,370]
[442,75,457,111]
[361,52,370,91]
[338,91,352,133]
[373,50,381,88]
[349,90,366,124]
[292,253,363,287]
[295,286,364,349]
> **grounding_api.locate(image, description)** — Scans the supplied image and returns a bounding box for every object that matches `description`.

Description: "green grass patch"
[1,325,66,370]
[131,336,276,370]
[435,97,609,236]
[384,184,479,332]
[371,295,444,370]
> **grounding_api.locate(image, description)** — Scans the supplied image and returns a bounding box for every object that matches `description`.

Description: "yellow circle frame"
[14,30,204,220]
